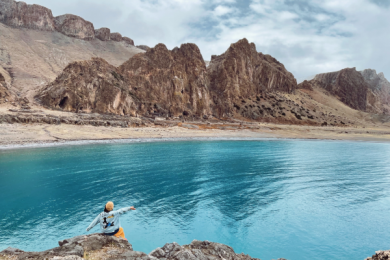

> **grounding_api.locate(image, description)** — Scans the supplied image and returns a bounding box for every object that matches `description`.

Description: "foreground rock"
[0,234,262,260]
[149,240,260,260]
[366,250,390,260]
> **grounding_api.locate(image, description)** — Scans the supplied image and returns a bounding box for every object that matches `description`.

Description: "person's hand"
[130,206,136,210]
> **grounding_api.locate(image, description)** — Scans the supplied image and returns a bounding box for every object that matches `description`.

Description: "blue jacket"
[86,207,132,234]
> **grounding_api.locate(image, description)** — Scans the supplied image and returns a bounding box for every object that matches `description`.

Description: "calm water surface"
[0,140,390,260]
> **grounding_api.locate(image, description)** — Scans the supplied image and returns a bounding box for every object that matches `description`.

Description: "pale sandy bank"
[1,122,390,149]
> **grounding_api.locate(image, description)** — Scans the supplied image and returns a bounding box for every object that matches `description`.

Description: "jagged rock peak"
[0,0,55,31]
[360,69,390,91]
[119,42,211,118]
[36,57,139,116]
[54,14,95,40]
[208,38,297,117]
[313,67,368,111]
[366,250,390,260]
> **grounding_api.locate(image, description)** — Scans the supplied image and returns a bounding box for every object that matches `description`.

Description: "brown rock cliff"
[110,32,122,42]
[360,69,390,114]
[54,14,95,40]
[207,38,297,117]
[0,0,136,44]
[37,58,139,116]
[119,43,212,118]
[95,27,110,41]
[312,68,368,111]
[0,0,55,31]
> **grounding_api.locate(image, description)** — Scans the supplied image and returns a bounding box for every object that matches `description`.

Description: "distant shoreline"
[0,137,279,150]
[1,123,390,150]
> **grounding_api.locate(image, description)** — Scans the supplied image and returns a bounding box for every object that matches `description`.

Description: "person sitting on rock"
[86,201,136,239]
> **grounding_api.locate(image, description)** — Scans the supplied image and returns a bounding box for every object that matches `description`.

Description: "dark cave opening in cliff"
[59,97,69,109]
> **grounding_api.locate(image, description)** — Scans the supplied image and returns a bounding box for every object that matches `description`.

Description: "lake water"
[0,140,390,260]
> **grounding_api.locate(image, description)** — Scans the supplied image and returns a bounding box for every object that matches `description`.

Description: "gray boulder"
[149,240,260,260]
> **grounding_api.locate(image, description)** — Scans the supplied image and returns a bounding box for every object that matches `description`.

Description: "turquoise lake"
[0,140,390,260]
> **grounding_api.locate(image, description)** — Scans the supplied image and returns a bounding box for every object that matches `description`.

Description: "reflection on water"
[1,140,390,260]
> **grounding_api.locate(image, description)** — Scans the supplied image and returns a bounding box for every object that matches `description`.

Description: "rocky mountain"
[36,39,302,122]
[208,39,297,118]
[310,68,368,111]
[0,234,263,260]
[360,69,390,114]
[37,58,139,116]
[0,0,134,43]
[302,67,390,115]
[119,43,212,118]
[0,0,143,102]
[0,0,55,31]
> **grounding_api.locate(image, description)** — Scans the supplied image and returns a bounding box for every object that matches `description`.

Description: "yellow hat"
[106,201,114,211]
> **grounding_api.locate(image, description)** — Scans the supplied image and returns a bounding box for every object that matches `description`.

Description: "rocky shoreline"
[0,234,269,260]
[0,233,386,260]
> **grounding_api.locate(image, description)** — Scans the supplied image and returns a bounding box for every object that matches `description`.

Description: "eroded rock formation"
[37,58,139,116]
[110,32,122,42]
[0,235,262,260]
[0,0,55,31]
[119,43,212,118]
[54,14,95,40]
[95,27,110,41]
[302,68,390,114]
[207,38,297,117]
[360,69,390,114]
[35,39,308,123]
[0,0,135,43]
[312,68,368,111]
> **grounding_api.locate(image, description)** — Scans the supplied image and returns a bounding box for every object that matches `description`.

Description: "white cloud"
[213,5,235,16]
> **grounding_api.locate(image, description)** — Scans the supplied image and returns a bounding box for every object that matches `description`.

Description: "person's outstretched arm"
[111,206,136,216]
[86,214,100,232]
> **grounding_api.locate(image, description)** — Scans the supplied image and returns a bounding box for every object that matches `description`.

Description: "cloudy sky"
[24,0,390,82]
